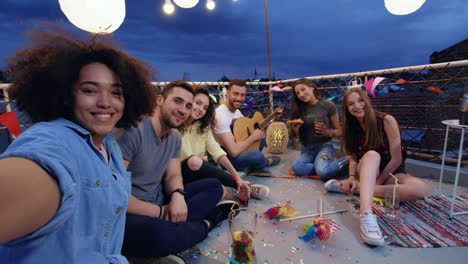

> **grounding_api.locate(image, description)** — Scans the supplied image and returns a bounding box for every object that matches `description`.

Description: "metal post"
[263,0,273,111]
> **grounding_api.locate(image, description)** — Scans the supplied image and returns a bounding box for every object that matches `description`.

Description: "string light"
[163,0,175,15]
[206,0,215,10]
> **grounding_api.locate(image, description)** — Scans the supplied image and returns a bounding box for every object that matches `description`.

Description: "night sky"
[0,0,466,81]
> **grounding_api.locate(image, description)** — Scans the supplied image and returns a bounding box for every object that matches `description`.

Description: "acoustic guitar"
[232,106,283,151]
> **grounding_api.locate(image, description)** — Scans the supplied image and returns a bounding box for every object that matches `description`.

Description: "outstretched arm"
[0,157,61,243]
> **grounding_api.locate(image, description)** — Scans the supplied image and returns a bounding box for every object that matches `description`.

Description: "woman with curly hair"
[179,87,270,201]
[0,25,156,263]
[324,88,429,246]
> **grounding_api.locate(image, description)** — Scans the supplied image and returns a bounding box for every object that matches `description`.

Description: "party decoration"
[426,86,445,94]
[270,86,282,92]
[281,86,292,91]
[209,94,218,104]
[298,198,340,242]
[0,110,22,137]
[231,230,256,264]
[58,0,126,34]
[299,217,341,242]
[364,77,386,98]
[260,89,269,95]
[264,205,298,221]
[173,0,199,8]
[396,78,410,84]
[242,101,254,112]
[385,0,426,15]
[326,96,336,101]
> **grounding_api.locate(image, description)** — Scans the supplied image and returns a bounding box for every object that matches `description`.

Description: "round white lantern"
[384,0,426,15]
[163,0,175,14]
[58,0,126,34]
[206,0,215,10]
[173,0,199,9]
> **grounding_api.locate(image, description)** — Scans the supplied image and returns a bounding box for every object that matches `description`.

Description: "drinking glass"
[228,209,258,264]
[384,188,400,220]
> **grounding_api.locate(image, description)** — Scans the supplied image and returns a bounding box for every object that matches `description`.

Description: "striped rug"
[349,195,468,248]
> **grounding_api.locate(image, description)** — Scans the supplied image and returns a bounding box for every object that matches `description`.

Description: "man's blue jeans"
[292,143,348,180]
[228,149,269,171]
[228,139,269,171]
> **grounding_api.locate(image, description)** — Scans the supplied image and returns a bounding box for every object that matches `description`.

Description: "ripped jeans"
[292,143,348,180]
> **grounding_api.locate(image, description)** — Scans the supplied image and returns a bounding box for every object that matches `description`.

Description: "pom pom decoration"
[299,217,341,242]
[298,198,340,242]
[263,205,298,221]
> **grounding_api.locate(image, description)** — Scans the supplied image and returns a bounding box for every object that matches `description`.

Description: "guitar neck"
[259,109,279,130]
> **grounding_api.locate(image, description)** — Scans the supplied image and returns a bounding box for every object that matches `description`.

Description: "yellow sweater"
[180,122,226,163]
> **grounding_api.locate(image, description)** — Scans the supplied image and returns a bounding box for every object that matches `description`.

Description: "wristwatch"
[170,188,186,197]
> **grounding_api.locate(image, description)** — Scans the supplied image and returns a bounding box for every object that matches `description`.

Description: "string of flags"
[0,110,22,137]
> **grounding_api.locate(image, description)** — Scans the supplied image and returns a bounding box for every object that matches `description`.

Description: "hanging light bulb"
[206,0,215,10]
[384,0,426,15]
[173,0,199,8]
[163,0,175,15]
[58,0,125,34]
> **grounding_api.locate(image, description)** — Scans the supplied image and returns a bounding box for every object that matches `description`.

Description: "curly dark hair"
[179,87,216,135]
[291,78,323,119]
[5,24,157,129]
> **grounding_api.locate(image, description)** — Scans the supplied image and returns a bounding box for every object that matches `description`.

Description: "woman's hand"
[314,122,329,136]
[288,119,304,137]
[236,178,251,198]
[340,176,359,195]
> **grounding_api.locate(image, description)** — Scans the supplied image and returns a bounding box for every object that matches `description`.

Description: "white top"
[214,104,244,134]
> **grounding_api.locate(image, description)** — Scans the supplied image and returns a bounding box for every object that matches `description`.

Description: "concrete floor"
[179,148,468,264]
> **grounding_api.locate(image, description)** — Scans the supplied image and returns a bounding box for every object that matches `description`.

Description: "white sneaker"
[360,211,385,246]
[153,255,185,264]
[324,179,344,193]
[248,183,270,200]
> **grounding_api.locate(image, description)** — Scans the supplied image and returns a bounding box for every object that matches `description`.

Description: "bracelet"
[158,205,162,218]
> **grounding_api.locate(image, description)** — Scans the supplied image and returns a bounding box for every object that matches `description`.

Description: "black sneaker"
[205,200,239,231]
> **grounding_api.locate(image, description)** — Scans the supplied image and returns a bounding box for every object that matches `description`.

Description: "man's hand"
[340,176,359,195]
[251,129,266,141]
[166,193,188,222]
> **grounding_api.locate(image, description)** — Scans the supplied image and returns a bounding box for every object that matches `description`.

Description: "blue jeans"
[292,143,348,180]
[228,140,269,171]
[122,178,223,258]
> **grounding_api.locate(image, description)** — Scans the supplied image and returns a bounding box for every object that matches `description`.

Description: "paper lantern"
[58,0,126,34]
[173,0,199,8]
[266,121,289,154]
[163,0,175,14]
[384,0,426,15]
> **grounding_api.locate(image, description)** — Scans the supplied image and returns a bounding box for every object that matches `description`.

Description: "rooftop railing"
[1,59,467,165]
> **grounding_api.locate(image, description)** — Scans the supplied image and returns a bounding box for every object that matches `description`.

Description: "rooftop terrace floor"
[179,148,468,264]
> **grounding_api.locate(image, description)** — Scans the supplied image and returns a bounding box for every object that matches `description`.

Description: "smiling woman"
[0,24,156,263]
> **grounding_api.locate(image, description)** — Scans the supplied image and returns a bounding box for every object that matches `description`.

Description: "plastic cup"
[228,209,258,264]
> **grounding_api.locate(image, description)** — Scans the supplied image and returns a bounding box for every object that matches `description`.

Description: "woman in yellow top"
[180,87,270,200]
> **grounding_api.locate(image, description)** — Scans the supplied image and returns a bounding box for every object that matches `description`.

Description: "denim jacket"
[0,119,130,264]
